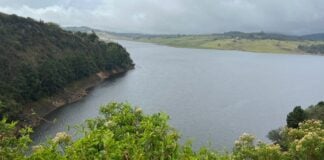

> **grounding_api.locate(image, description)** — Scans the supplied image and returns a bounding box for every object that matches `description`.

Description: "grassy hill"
[0,13,134,122]
[69,26,324,54]
[132,34,324,54]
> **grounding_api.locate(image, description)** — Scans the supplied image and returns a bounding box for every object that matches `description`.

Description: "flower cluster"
[32,145,44,152]
[104,120,116,127]
[234,133,255,148]
[287,120,324,159]
[135,107,142,114]
[52,132,71,144]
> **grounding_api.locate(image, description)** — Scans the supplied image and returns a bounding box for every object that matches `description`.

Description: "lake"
[32,40,324,149]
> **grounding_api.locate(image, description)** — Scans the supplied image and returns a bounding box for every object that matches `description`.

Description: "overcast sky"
[0,0,323,35]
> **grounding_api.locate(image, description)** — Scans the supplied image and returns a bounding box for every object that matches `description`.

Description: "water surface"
[33,40,324,149]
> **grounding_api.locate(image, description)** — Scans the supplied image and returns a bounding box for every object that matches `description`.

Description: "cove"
[32,40,324,149]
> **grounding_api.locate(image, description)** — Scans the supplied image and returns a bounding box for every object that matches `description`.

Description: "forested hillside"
[0,13,134,121]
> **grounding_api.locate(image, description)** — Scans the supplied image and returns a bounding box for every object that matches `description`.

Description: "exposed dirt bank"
[20,67,133,129]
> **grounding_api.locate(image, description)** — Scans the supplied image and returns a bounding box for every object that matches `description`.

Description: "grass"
[135,36,324,54]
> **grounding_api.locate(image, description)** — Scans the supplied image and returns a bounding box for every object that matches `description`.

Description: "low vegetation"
[1,102,323,159]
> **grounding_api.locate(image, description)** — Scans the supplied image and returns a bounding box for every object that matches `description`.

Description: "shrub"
[1,102,323,159]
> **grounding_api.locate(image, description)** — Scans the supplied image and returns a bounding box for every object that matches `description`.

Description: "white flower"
[32,145,44,152]
[104,120,115,127]
[135,107,142,113]
[52,132,71,144]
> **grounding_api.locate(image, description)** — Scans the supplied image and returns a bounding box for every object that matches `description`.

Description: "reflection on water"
[33,40,324,149]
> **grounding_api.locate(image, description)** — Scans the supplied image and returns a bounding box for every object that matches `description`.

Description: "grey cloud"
[0,0,323,35]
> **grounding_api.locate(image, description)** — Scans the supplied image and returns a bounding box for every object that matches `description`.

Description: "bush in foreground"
[0,102,323,159]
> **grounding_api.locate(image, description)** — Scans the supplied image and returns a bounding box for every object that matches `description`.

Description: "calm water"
[33,40,324,149]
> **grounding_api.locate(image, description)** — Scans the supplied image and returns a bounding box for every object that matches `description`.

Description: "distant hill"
[63,26,159,40]
[64,26,324,41]
[301,33,324,41]
[66,26,324,54]
[0,13,134,121]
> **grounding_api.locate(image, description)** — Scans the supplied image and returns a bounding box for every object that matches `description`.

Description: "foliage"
[305,101,324,121]
[286,106,307,128]
[267,127,289,150]
[0,118,32,160]
[1,102,323,159]
[0,13,134,121]
[286,120,324,159]
[233,133,285,160]
[269,102,324,152]
[298,44,324,54]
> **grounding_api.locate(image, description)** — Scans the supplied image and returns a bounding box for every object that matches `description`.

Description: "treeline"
[0,13,133,120]
[1,102,323,159]
[298,44,324,54]
[217,31,301,41]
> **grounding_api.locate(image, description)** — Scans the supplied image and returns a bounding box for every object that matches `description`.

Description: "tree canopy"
[286,106,307,128]
[0,13,134,121]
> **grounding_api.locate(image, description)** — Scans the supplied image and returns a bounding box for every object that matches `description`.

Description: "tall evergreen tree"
[286,106,306,128]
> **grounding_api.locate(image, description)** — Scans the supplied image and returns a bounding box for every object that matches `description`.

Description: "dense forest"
[0,102,323,159]
[0,13,134,122]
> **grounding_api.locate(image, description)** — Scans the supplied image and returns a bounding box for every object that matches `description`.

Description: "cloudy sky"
[0,0,323,35]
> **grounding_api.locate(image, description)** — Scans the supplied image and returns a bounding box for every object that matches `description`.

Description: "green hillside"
[133,35,324,54]
[0,13,134,122]
[64,26,324,54]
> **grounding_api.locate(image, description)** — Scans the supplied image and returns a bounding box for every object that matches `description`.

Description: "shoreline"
[19,66,134,129]
[122,39,324,56]
[141,41,307,55]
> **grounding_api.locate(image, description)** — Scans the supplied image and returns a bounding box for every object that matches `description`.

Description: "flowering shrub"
[287,120,324,159]
[0,118,32,160]
[0,102,323,159]
[233,133,285,159]
[52,132,71,144]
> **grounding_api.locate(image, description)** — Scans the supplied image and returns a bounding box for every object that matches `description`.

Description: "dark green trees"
[306,101,324,121]
[269,101,324,150]
[285,102,324,129]
[286,106,307,128]
[298,44,324,54]
[0,13,134,121]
